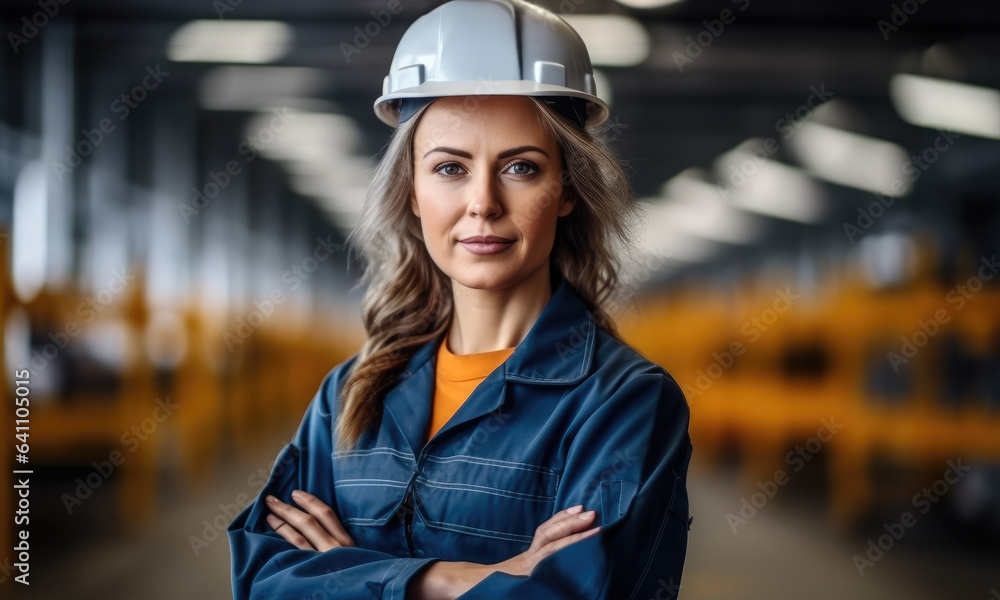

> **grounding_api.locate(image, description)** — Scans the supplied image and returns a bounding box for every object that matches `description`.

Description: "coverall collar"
[382,272,597,454]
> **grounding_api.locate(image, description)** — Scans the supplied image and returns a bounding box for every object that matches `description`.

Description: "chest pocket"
[600,479,641,528]
[331,448,413,531]
[415,454,560,544]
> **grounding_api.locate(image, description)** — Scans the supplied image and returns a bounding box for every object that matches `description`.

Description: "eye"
[433,162,466,177]
[503,160,538,177]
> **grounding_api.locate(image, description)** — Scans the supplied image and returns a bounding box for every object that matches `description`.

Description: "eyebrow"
[422,145,550,160]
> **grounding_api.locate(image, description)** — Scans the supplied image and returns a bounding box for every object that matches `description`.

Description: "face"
[410,95,575,292]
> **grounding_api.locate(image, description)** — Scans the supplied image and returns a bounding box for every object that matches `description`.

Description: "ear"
[410,192,420,218]
[557,188,576,217]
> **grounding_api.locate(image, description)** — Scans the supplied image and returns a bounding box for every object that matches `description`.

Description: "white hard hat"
[373,0,609,128]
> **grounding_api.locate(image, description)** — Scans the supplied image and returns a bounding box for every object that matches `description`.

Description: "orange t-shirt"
[427,338,516,443]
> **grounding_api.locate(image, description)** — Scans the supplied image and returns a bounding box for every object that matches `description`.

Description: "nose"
[466,172,502,220]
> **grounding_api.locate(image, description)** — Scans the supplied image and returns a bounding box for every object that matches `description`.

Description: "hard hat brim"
[373,80,609,128]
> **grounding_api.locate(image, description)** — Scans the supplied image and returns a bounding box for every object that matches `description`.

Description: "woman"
[227,1,692,599]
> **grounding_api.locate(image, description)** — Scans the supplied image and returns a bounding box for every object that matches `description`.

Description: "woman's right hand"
[264,490,356,552]
[493,504,602,578]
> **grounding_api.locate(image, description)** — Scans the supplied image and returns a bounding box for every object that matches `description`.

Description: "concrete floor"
[11,440,999,600]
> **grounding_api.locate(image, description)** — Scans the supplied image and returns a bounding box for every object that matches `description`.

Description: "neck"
[447,264,553,355]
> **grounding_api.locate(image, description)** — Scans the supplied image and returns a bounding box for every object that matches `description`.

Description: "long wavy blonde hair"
[336,96,645,451]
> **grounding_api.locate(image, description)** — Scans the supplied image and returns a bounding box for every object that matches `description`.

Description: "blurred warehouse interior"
[1,0,999,598]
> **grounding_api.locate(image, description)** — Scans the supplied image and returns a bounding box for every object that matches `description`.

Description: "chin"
[451,276,513,291]
[448,267,521,291]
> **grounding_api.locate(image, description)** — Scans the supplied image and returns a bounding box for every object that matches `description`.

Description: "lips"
[460,235,514,243]
[458,235,515,256]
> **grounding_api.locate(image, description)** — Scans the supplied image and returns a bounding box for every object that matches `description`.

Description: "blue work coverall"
[228,274,693,599]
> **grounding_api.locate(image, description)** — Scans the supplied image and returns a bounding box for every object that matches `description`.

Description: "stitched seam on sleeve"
[378,558,403,598]
[626,478,677,600]
[387,558,405,600]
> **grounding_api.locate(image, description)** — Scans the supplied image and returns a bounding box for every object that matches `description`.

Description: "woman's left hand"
[265,489,356,551]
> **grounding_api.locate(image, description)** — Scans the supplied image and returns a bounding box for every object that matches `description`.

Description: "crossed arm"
[264,489,602,600]
[229,369,691,600]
